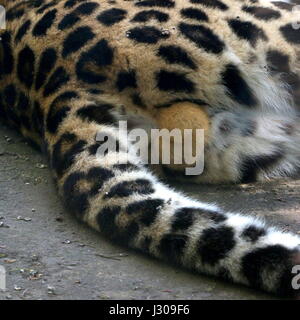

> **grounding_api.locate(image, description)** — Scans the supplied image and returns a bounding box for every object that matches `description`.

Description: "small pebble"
[14,285,22,291]
[4,259,16,264]
[47,285,56,295]
[17,216,32,222]
[36,163,47,169]
[31,254,39,262]
[0,223,10,228]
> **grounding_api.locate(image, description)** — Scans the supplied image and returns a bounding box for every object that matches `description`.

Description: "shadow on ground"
[0,123,299,300]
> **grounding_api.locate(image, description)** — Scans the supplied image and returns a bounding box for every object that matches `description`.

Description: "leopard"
[1,0,300,298]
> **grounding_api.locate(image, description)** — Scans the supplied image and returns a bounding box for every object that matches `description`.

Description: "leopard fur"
[1,0,300,297]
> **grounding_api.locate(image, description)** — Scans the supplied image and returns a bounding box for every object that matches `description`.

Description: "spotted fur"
[1,0,300,297]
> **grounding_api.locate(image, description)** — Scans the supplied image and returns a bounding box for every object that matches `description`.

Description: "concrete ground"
[0,123,299,300]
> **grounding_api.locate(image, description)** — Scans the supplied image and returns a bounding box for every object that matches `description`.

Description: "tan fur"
[155,102,210,169]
